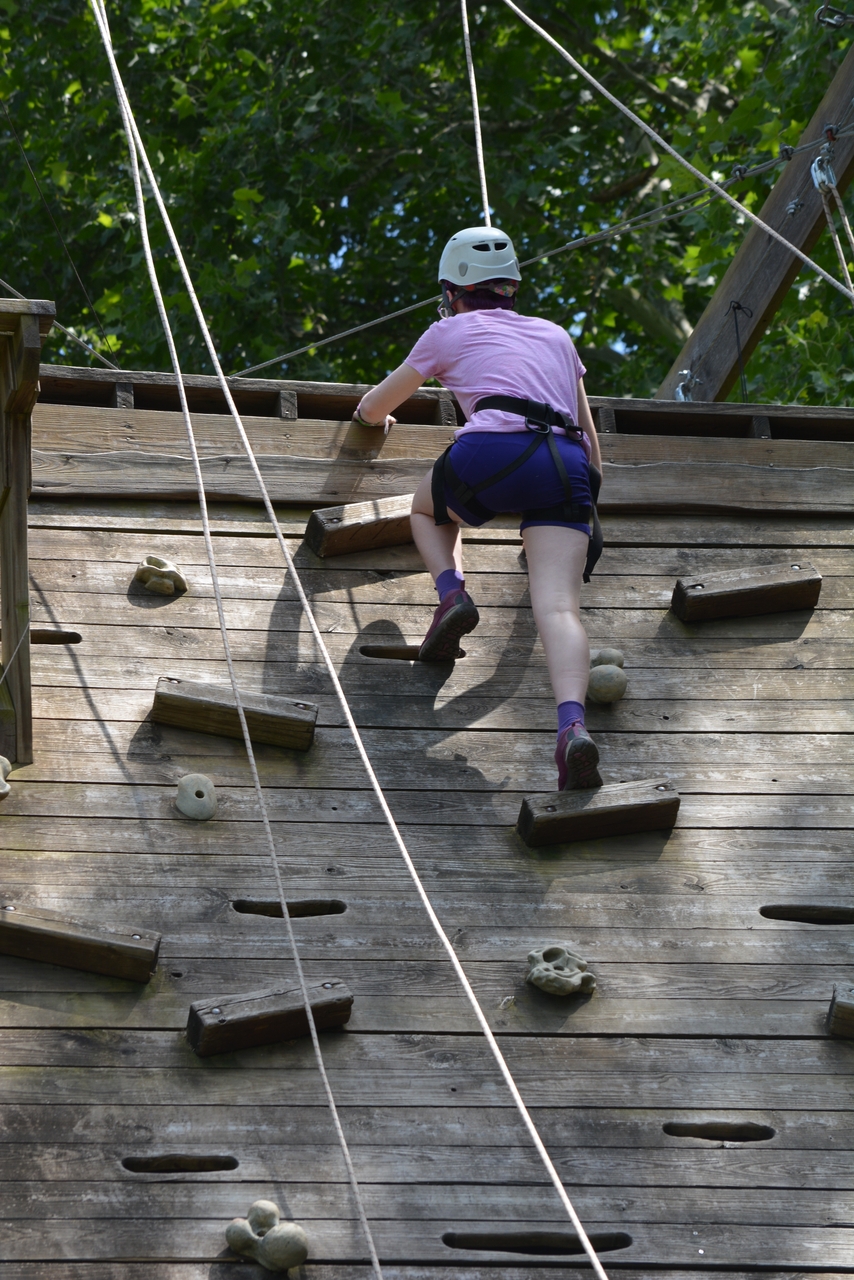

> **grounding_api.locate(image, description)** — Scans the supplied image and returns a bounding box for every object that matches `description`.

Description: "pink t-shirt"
[405,310,588,453]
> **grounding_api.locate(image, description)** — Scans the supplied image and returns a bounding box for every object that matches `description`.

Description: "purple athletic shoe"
[418,590,479,662]
[555,722,603,791]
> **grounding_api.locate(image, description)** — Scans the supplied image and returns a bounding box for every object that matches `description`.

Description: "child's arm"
[576,378,602,474]
[354,362,424,426]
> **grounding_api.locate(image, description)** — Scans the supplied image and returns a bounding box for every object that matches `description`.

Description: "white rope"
[831,183,854,265]
[89,5,612,1276]
[501,0,854,307]
[820,189,854,297]
[460,0,491,225]
[233,126,854,378]
[87,4,384,1275]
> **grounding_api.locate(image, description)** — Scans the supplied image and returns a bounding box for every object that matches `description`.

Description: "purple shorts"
[443,430,592,534]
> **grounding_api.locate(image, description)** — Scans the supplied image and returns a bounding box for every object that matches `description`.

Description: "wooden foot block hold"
[152,677,317,750]
[305,493,414,557]
[517,778,680,849]
[671,561,821,621]
[827,983,854,1039]
[187,981,353,1056]
[0,902,160,982]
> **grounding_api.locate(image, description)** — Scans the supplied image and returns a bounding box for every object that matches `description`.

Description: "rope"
[0,275,120,371]
[88,4,384,1274]
[1,99,119,365]
[89,5,612,1275]
[820,189,854,295]
[460,0,491,225]
[500,0,854,307]
[831,182,854,266]
[232,128,854,378]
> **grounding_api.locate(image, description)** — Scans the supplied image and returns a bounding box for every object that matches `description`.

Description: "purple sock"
[435,568,465,601]
[557,700,585,737]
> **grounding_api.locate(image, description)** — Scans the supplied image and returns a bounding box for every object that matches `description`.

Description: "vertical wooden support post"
[0,300,55,764]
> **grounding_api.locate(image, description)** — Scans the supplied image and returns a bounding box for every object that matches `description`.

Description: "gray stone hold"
[591,647,624,668]
[226,1199,309,1272]
[526,945,596,997]
[176,773,217,821]
[587,663,628,704]
[135,554,188,596]
[0,756,11,802]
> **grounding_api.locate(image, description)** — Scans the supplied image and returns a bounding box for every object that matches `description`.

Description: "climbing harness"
[725,301,754,402]
[89,6,613,1277]
[431,395,603,581]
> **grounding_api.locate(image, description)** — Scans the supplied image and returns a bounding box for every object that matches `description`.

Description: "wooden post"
[0,299,55,763]
[657,43,854,402]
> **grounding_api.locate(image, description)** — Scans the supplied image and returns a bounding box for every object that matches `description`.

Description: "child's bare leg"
[410,469,464,581]
[523,524,590,702]
[523,524,600,789]
[410,469,479,660]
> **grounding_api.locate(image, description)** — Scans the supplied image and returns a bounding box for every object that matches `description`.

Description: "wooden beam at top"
[656,43,854,402]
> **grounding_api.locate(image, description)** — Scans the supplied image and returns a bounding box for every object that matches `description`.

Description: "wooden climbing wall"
[0,365,851,1277]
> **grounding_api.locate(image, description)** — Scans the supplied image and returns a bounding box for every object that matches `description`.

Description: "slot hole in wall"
[122,1154,239,1173]
[760,904,854,925]
[663,1121,775,1142]
[231,898,347,919]
[442,1230,632,1256]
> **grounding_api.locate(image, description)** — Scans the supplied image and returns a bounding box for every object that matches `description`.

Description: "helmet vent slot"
[472,242,492,251]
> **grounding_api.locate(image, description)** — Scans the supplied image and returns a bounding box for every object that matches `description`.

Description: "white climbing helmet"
[437,226,521,286]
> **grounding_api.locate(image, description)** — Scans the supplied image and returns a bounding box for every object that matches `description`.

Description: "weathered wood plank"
[518,780,680,847]
[29,448,854,513]
[21,525,854,577]
[0,903,159,983]
[27,554,854,611]
[2,1100,852,1149]
[16,723,854,795]
[0,1214,848,1268]
[31,405,854,467]
[151,677,317,750]
[28,592,854,640]
[1,777,853,832]
[27,644,854,702]
[0,1132,852,1187]
[188,980,353,1055]
[671,562,822,621]
[29,683,854,733]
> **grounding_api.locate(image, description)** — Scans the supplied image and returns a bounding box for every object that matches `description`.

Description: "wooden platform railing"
[0,299,55,762]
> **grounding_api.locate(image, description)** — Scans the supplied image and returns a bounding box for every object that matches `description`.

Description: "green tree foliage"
[0,0,852,402]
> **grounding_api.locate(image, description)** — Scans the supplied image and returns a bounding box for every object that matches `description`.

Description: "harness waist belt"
[474,394,577,433]
[430,393,603,580]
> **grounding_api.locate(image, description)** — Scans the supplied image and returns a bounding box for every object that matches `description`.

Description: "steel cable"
[501,0,854,306]
[233,126,854,379]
